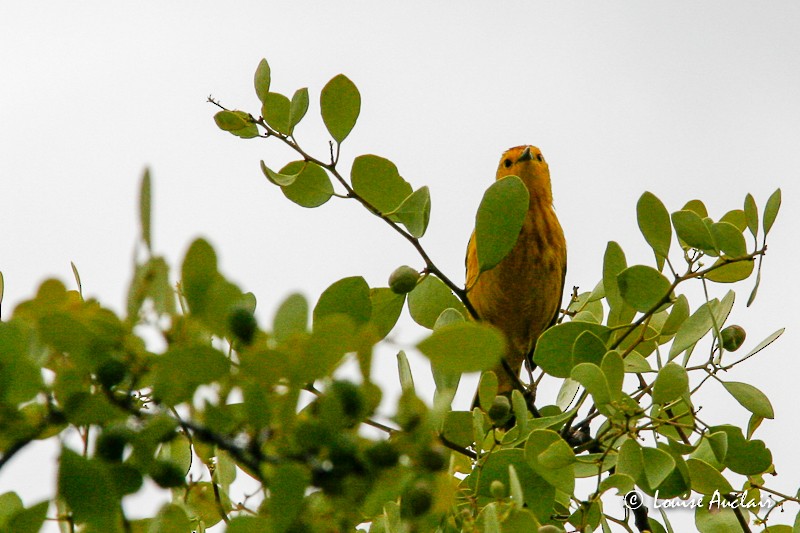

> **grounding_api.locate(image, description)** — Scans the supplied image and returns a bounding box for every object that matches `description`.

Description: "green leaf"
[602,241,628,311]
[58,449,119,528]
[571,330,607,367]
[744,193,759,239]
[417,322,505,373]
[150,503,191,533]
[534,322,612,378]
[320,74,360,143]
[269,464,309,533]
[139,168,152,252]
[739,327,784,362]
[671,210,717,253]
[275,161,334,208]
[254,58,271,104]
[368,288,404,339]
[261,160,302,186]
[396,350,415,393]
[5,501,48,533]
[213,110,258,138]
[181,238,218,315]
[442,411,473,449]
[695,501,741,533]
[642,447,675,489]
[571,363,611,411]
[475,176,529,273]
[669,300,715,359]
[682,199,708,218]
[660,294,689,338]
[686,458,733,494]
[763,188,782,236]
[313,276,371,326]
[601,350,624,400]
[289,87,309,131]
[599,473,636,496]
[652,363,689,405]
[711,424,772,475]
[477,371,498,410]
[704,257,755,283]
[0,492,24,526]
[637,191,672,259]
[351,154,412,213]
[228,516,270,533]
[722,381,774,419]
[407,275,465,329]
[617,265,672,313]
[524,430,575,494]
[508,465,525,510]
[720,209,747,232]
[710,222,747,257]
[392,186,431,238]
[273,293,308,343]
[262,92,291,134]
[615,439,643,482]
[301,314,355,383]
[152,346,231,405]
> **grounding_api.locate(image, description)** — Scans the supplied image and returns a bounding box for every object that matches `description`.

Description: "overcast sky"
[2,2,799,530]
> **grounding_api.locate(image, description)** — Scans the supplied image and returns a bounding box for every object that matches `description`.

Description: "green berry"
[389,266,420,294]
[228,307,257,345]
[149,460,186,488]
[488,396,511,424]
[96,359,127,389]
[490,480,506,499]
[402,482,433,518]
[95,429,130,462]
[720,325,746,352]
[365,440,400,469]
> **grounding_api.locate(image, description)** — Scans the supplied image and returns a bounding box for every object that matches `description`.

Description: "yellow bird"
[466,145,567,400]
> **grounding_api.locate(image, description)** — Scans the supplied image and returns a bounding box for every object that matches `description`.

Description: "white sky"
[1,2,799,531]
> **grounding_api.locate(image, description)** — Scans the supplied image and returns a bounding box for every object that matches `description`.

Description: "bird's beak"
[517,147,533,162]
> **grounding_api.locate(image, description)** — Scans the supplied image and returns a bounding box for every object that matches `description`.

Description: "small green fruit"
[488,396,511,424]
[96,359,127,389]
[720,325,746,352]
[365,440,400,469]
[389,266,420,294]
[149,460,186,488]
[95,429,130,462]
[418,445,448,472]
[401,482,433,517]
[228,307,258,345]
[490,480,506,499]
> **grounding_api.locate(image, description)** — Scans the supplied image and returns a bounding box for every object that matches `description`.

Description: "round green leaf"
[392,186,431,238]
[350,154,412,214]
[617,265,672,313]
[417,322,505,373]
[313,276,371,326]
[58,449,119,528]
[407,275,465,329]
[213,110,258,139]
[642,447,676,489]
[652,362,688,405]
[320,73,360,143]
[524,430,575,494]
[262,92,291,134]
[273,293,308,343]
[602,241,628,311]
[711,425,772,475]
[368,288,404,340]
[686,458,733,495]
[475,176,529,273]
[278,161,334,208]
[570,363,611,410]
[637,191,672,258]
[722,381,774,419]
[534,322,611,378]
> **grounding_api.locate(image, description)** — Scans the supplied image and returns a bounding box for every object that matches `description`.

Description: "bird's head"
[495,145,552,204]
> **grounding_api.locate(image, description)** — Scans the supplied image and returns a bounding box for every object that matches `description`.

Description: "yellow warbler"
[466,145,567,398]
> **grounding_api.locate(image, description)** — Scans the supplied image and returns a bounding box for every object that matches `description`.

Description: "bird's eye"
[503,159,512,168]
[536,154,544,162]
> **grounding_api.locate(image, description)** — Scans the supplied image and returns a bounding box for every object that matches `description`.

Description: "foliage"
[0,56,792,533]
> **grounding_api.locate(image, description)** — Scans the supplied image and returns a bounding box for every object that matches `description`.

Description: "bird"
[466,145,567,404]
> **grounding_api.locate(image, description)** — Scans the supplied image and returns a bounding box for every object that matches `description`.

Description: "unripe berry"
[488,396,511,424]
[490,480,506,499]
[228,307,258,345]
[389,266,420,294]
[720,325,746,352]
